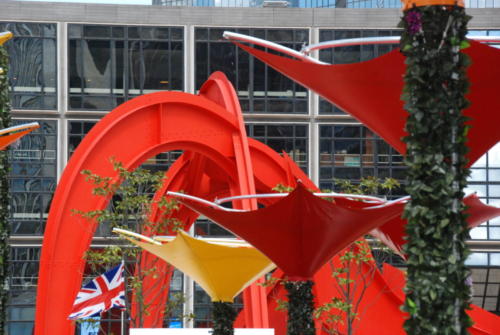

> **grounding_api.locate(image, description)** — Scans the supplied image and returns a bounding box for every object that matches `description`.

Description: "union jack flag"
[68,262,126,320]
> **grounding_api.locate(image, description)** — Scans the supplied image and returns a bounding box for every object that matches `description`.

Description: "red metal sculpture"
[35,72,271,334]
[35,69,500,335]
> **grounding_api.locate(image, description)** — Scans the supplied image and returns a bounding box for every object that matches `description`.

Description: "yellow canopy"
[117,229,275,302]
[0,32,13,46]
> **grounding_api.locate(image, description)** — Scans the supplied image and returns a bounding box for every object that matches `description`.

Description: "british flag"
[68,262,126,320]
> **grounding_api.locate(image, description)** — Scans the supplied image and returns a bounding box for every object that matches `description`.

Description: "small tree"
[73,158,186,329]
[314,177,400,335]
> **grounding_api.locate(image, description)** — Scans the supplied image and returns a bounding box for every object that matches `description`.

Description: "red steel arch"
[35,73,268,334]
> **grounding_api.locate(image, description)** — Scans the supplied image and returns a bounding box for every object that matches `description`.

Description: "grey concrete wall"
[1,0,499,29]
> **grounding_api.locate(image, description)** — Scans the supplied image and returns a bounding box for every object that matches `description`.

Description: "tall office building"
[1,0,499,333]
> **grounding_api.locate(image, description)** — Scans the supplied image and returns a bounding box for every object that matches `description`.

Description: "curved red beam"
[232,41,500,166]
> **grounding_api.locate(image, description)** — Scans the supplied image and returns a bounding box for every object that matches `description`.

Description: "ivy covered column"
[212,301,237,335]
[399,2,473,334]
[285,280,315,335]
[0,32,12,334]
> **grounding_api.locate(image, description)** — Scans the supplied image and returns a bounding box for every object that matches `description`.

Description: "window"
[0,22,57,110]
[319,124,406,196]
[7,247,40,335]
[246,123,308,173]
[69,24,184,110]
[464,0,500,8]
[193,283,243,328]
[9,120,57,235]
[467,253,500,314]
[195,27,308,114]
[468,143,500,240]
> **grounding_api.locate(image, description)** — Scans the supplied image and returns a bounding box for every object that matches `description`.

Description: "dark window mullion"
[78,38,85,108]
[483,267,490,309]
[207,32,211,91]
[123,33,130,101]
[168,29,172,90]
[249,48,254,112]
[40,37,46,109]
[235,43,239,92]
[110,39,116,100]
[140,40,144,95]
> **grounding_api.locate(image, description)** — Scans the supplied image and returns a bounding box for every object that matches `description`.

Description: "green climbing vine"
[399,5,473,334]
[212,301,237,335]
[285,280,315,335]
[0,43,11,334]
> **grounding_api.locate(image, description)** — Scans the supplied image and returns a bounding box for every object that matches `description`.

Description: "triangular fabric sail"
[0,129,34,150]
[233,41,500,166]
[123,230,274,302]
[374,193,500,256]
[0,123,40,150]
[176,183,406,280]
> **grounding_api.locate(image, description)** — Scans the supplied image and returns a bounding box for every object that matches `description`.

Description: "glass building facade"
[1,2,500,333]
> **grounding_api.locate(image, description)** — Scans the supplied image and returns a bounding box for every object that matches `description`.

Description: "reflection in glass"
[0,22,57,110]
[247,124,308,173]
[69,24,184,110]
[83,40,112,92]
[9,121,57,235]
[195,27,308,114]
[319,124,406,195]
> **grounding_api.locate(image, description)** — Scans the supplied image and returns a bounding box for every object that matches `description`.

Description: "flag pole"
[121,259,126,335]
[121,309,125,335]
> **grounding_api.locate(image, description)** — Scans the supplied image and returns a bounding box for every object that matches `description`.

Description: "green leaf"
[460,40,471,49]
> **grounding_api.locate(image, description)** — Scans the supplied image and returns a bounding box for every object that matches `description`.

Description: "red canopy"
[234,41,500,166]
[331,193,500,256]
[177,183,406,280]
[374,193,500,256]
